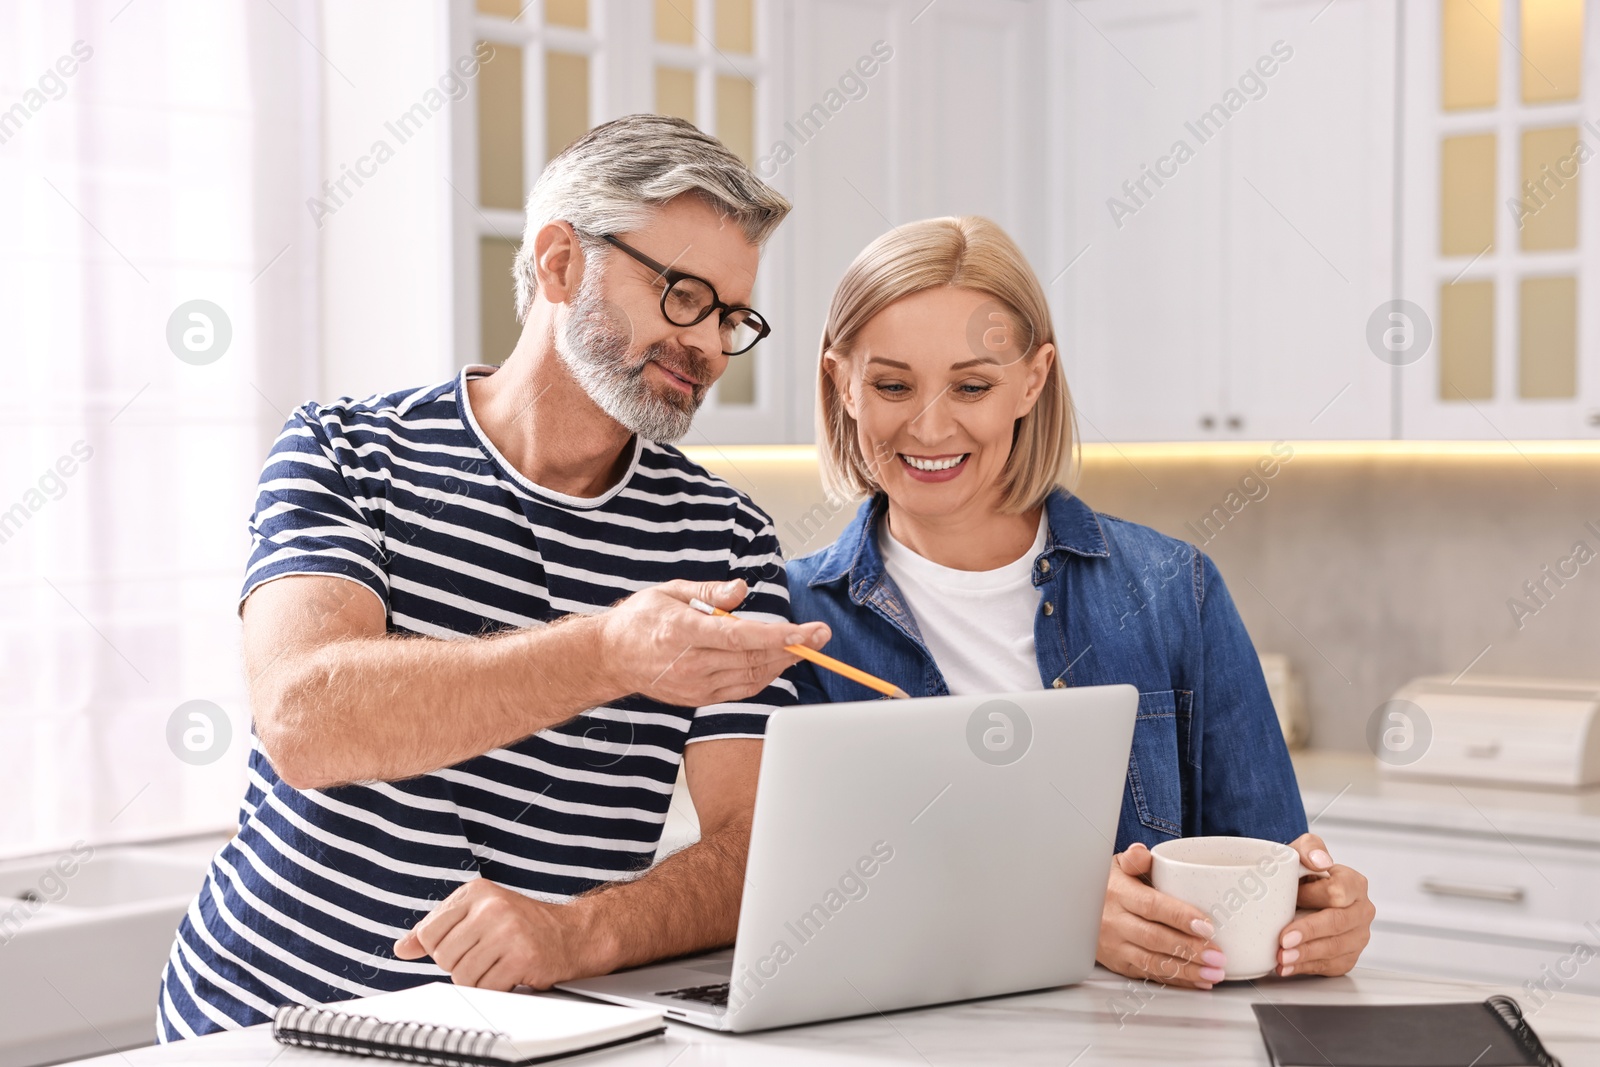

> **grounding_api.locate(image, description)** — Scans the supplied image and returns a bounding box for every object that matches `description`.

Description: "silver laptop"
[557,685,1138,1032]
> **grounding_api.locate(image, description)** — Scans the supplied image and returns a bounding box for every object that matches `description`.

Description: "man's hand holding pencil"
[688,595,909,700]
[597,579,832,707]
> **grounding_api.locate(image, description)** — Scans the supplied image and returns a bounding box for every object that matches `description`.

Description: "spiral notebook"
[1251,996,1561,1067]
[272,984,666,1066]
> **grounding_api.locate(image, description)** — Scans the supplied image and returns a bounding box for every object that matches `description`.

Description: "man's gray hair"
[513,114,791,322]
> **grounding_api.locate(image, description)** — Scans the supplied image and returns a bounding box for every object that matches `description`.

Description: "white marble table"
[67,967,1600,1067]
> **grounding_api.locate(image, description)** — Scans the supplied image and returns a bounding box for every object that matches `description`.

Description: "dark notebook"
[1251,996,1561,1067]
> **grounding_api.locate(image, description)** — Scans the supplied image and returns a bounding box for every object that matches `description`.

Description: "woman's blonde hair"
[816,216,1077,514]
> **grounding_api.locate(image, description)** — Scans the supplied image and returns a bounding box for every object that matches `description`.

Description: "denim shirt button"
[1037,558,1051,575]
[1051,678,1066,689]
[1042,601,1054,616]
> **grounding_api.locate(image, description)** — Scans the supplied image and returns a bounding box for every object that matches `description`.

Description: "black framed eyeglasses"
[589,232,771,355]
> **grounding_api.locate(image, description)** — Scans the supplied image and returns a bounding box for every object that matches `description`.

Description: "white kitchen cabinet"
[1051,0,1397,442]
[892,0,1048,255]
[1296,751,1600,997]
[450,0,804,445]
[452,0,1600,444]
[1051,0,1229,444]
[1317,820,1600,995]
[777,0,902,446]
[1397,0,1600,440]
[453,0,1048,447]
[1226,0,1397,440]
[775,0,1046,447]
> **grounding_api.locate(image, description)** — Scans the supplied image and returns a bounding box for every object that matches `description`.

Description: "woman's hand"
[1276,833,1375,977]
[1097,843,1228,990]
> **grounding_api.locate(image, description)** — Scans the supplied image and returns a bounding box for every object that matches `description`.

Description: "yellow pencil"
[688,598,910,700]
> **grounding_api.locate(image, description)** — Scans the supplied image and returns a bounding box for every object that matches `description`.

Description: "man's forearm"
[259,616,620,789]
[575,819,750,973]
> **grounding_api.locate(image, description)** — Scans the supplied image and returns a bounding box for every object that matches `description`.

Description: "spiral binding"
[1485,995,1562,1067]
[273,1003,508,1067]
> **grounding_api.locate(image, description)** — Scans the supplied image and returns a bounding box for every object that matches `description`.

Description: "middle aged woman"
[783,215,1374,990]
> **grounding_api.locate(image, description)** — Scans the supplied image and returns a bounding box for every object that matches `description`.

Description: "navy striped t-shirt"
[156,366,795,1040]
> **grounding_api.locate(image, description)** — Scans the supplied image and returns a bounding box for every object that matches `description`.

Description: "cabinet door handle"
[1420,878,1525,903]
[1200,414,1216,430]
[1226,415,1243,430]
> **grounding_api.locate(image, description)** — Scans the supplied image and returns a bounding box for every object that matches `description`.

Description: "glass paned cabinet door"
[1442,0,1499,109]
[546,0,588,29]
[1518,126,1579,251]
[1438,279,1495,400]
[480,236,522,364]
[655,66,697,123]
[1519,275,1577,398]
[477,42,525,211]
[1520,0,1581,103]
[546,51,591,159]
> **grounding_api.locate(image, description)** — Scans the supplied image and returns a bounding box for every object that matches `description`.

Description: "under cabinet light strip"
[684,441,1600,464]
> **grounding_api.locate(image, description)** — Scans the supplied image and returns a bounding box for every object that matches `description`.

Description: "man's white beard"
[555,268,706,442]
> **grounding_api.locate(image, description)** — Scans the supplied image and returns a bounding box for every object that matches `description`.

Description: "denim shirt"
[783,487,1308,852]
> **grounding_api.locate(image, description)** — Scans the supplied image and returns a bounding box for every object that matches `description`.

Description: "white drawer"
[1315,821,1600,945]
[1360,925,1600,996]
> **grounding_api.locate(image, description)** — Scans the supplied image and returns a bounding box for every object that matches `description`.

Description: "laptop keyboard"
[657,982,730,1007]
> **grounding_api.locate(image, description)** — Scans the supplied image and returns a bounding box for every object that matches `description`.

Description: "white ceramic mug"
[1149,836,1327,981]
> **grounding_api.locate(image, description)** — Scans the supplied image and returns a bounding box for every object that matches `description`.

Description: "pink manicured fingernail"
[1201,950,1226,968]
[1281,965,1296,976]
[1199,966,1226,983]
[1280,929,1303,949]
[1280,948,1300,965]
[1190,918,1215,938]
[1310,849,1333,868]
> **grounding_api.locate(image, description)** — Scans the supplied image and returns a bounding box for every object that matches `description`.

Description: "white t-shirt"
[878,515,1048,695]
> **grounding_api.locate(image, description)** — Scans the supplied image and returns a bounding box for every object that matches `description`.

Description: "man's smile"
[649,359,702,394]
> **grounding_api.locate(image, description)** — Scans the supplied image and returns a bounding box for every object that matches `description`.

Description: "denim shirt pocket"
[1124,688,1192,838]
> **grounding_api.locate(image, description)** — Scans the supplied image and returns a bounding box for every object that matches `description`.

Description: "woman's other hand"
[1276,832,1375,977]
[1096,842,1227,989]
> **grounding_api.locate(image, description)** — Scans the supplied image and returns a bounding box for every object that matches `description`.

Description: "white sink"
[0,839,219,1067]
[0,854,202,913]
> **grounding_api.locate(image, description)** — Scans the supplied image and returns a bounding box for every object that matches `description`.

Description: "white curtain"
[0,0,322,857]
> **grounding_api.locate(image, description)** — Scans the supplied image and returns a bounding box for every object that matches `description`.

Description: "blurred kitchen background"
[2,1,1599,1063]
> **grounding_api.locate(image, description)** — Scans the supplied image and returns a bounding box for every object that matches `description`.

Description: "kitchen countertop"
[1293,749,1600,847]
[63,966,1600,1066]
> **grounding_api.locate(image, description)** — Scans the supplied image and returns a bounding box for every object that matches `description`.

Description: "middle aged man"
[157,114,830,1040]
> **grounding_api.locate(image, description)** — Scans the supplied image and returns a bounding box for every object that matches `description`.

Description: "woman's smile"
[899,452,970,481]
